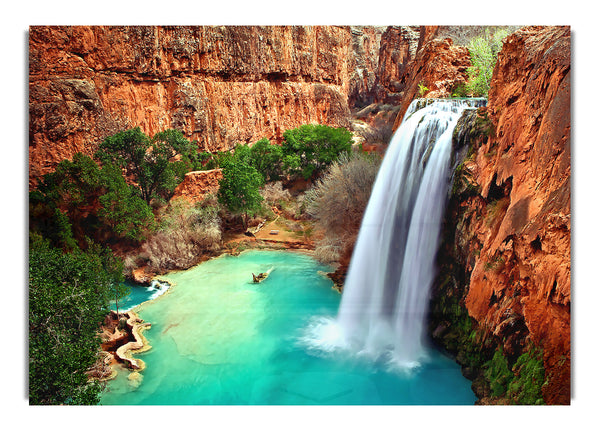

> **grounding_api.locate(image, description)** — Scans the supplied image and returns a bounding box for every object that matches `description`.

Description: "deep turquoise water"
[100,250,475,405]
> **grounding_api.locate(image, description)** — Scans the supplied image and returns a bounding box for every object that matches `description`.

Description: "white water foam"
[301,99,485,371]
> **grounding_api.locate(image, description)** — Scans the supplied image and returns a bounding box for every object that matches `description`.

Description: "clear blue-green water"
[109,281,170,313]
[100,250,475,405]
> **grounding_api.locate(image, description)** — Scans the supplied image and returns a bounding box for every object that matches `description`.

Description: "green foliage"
[28,235,125,405]
[217,157,264,228]
[484,348,513,397]
[97,164,156,242]
[95,127,195,204]
[247,138,284,182]
[465,29,508,97]
[451,82,469,98]
[282,124,353,180]
[507,347,546,405]
[481,346,547,404]
[418,81,429,97]
[30,153,155,247]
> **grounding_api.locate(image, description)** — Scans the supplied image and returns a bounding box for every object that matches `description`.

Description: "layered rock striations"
[29,25,364,186]
[432,26,570,404]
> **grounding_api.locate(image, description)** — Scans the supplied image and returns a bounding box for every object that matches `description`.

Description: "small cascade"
[303,98,485,370]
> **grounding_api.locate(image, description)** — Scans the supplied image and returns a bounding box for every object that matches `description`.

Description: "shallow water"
[100,250,475,405]
[110,280,170,313]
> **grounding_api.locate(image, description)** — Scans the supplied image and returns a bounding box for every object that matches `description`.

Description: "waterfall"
[301,98,485,370]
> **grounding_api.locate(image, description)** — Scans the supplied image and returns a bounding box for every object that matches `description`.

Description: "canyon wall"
[431,26,570,404]
[29,25,389,186]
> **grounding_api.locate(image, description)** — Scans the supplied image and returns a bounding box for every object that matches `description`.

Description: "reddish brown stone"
[461,26,571,404]
[28,26,360,187]
[391,36,471,130]
[171,169,223,204]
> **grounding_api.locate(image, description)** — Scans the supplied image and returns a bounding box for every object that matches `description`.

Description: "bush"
[465,29,508,97]
[260,181,292,206]
[142,198,222,271]
[484,349,513,397]
[507,347,546,405]
[304,151,381,262]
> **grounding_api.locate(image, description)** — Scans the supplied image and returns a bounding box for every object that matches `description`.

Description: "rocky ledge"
[93,310,152,381]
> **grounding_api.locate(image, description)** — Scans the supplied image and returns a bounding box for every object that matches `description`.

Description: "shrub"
[484,348,513,397]
[260,181,292,205]
[143,198,222,271]
[465,29,508,97]
[507,347,546,405]
[304,151,381,262]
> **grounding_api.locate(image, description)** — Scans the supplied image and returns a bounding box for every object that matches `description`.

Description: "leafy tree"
[28,235,125,405]
[465,29,508,97]
[30,153,155,247]
[95,127,195,204]
[247,138,284,182]
[282,124,353,180]
[97,163,156,242]
[217,157,264,229]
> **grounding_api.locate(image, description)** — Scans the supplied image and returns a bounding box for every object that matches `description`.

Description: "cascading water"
[302,98,485,370]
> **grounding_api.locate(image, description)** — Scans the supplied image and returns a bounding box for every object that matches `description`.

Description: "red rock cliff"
[29,25,363,186]
[454,26,570,404]
[390,35,471,130]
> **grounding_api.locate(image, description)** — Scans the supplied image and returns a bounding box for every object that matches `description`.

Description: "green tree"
[465,29,508,97]
[282,124,353,180]
[30,153,155,247]
[95,127,195,204]
[217,158,264,229]
[28,235,125,405]
[248,138,284,182]
[97,163,156,243]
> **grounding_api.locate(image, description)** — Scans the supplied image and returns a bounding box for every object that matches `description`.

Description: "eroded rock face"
[450,26,570,404]
[29,26,362,187]
[171,169,223,204]
[391,36,471,130]
[372,26,422,104]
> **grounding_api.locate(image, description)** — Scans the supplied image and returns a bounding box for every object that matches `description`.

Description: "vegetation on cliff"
[28,235,124,405]
[429,106,550,404]
[95,127,201,205]
[29,153,155,249]
[461,29,508,97]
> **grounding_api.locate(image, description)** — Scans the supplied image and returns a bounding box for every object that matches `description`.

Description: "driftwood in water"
[252,272,268,283]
